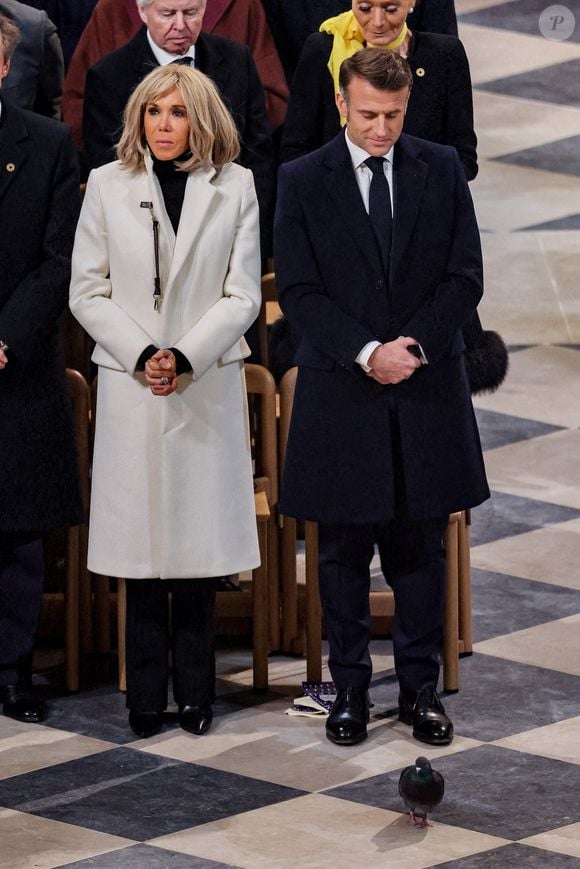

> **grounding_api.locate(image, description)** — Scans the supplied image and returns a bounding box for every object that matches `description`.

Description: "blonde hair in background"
[116,64,240,173]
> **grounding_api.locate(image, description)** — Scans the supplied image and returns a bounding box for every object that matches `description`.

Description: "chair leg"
[458,510,473,655]
[267,519,281,651]
[442,516,460,693]
[253,517,269,690]
[117,578,127,692]
[79,525,93,653]
[304,521,322,683]
[280,516,300,652]
[65,526,80,692]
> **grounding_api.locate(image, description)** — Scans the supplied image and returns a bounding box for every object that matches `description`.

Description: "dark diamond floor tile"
[476,59,580,108]
[46,679,274,744]
[432,842,580,867]
[63,844,237,868]
[470,490,580,546]
[520,213,580,231]
[471,567,580,642]
[459,0,580,42]
[493,135,580,177]
[327,745,580,840]
[434,655,580,741]
[0,747,304,840]
[474,408,563,453]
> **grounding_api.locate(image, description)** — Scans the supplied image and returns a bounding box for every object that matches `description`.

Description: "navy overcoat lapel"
[321,132,385,276]
[391,134,428,280]
[0,101,28,206]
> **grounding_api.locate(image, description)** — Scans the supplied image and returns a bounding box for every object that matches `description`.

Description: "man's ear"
[335,90,348,122]
[0,58,10,83]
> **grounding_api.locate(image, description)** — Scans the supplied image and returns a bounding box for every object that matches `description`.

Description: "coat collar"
[320,130,428,279]
[128,27,232,93]
[144,152,219,296]
[0,98,29,206]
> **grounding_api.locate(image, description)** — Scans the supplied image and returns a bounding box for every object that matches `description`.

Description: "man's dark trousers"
[0,533,44,688]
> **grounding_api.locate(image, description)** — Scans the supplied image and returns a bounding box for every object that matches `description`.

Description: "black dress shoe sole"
[412,729,453,746]
[3,706,46,724]
[325,728,368,746]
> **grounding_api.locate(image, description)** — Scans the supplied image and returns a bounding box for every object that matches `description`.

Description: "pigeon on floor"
[398,756,444,828]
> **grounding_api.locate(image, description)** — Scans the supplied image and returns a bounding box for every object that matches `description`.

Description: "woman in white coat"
[70,64,261,739]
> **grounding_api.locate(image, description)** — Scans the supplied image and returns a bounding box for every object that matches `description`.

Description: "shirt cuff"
[356,340,381,372]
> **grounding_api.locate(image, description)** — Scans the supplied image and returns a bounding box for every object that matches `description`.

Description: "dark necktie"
[366,156,393,274]
[171,56,192,66]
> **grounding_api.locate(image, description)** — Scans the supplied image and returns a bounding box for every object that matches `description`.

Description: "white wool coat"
[69,156,261,579]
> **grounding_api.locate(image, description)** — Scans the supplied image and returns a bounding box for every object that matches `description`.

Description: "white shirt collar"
[146,30,197,67]
[344,128,394,171]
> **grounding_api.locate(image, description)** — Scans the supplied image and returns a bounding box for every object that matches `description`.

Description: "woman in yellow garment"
[280,0,477,180]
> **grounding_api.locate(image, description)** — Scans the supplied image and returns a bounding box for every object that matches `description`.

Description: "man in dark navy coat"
[0,14,83,723]
[274,48,488,747]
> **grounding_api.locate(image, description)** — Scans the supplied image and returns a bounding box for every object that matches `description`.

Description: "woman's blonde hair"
[116,64,240,172]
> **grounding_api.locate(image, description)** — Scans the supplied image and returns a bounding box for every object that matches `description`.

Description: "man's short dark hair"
[0,14,21,63]
[339,48,413,98]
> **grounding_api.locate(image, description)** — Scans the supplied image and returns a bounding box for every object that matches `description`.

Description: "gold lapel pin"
[416,68,425,77]
[5,163,15,172]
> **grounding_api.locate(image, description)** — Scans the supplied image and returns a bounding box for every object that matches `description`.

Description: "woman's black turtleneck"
[136,152,192,376]
[152,151,189,235]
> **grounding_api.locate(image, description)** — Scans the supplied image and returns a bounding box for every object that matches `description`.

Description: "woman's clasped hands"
[145,348,178,396]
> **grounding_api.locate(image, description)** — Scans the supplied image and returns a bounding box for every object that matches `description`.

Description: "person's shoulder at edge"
[8,101,70,140]
[410,30,469,56]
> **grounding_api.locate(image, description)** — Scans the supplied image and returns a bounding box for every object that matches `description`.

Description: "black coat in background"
[0,0,64,118]
[261,0,457,83]
[0,97,83,533]
[83,26,275,254]
[274,131,489,523]
[281,30,477,180]
[16,0,97,67]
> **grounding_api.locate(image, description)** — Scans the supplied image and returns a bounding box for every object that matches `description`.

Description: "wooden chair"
[115,363,276,692]
[278,366,473,692]
[258,272,281,368]
[64,369,91,691]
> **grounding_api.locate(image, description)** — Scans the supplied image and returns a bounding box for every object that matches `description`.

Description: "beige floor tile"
[0,719,113,781]
[474,91,580,160]
[472,162,580,233]
[523,823,580,859]
[471,519,580,588]
[150,793,509,869]
[0,808,133,869]
[135,699,479,791]
[460,23,580,85]
[494,716,580,764]
[474,346,580,428]
[475,237,579,343]
[474,613,580,675]
[478,432,580,506]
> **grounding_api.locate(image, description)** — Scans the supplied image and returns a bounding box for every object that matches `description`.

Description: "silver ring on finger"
[160,376,170,385]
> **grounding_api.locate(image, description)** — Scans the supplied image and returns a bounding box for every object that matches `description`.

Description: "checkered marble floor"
[2,0,580,865]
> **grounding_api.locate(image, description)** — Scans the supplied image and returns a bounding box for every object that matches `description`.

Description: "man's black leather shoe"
[326,687,370,745]
[128,710,163,738]
[2,684,46,724]
[179,705,213,735]
[398,685,454,746]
